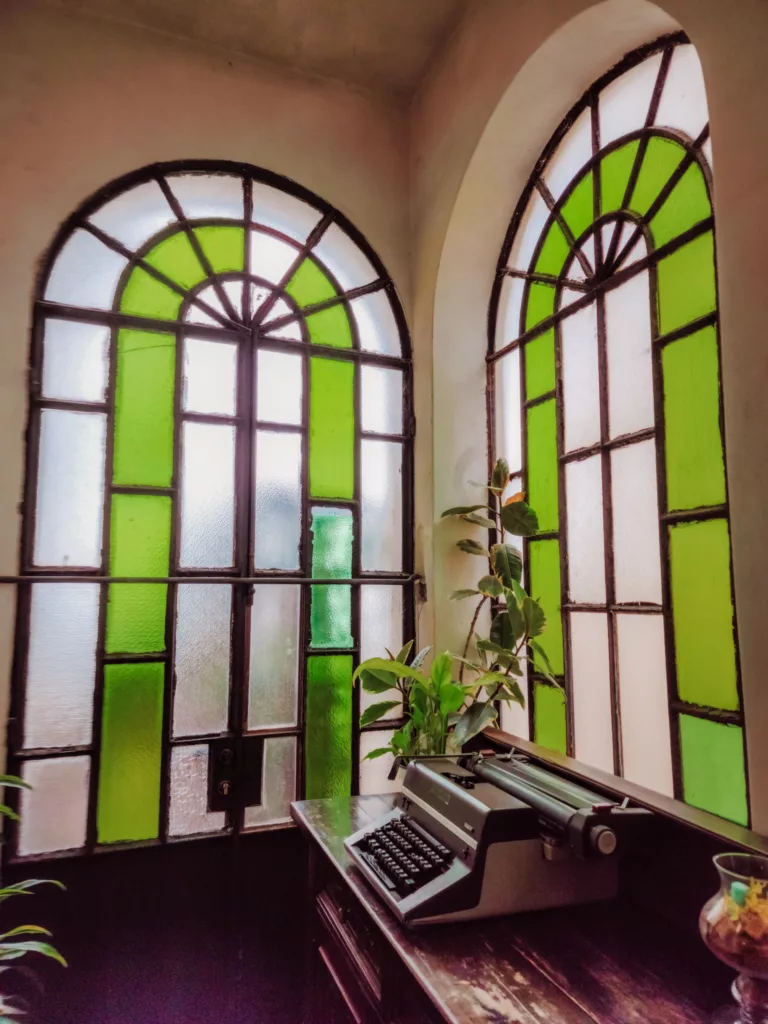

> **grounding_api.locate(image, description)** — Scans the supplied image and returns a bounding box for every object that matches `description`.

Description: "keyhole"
[218,781,231,796]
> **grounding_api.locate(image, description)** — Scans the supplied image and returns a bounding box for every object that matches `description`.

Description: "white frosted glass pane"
[173,585,232,737]
[565,457,606,603]
[600,52,663,147]
[500,654,529,740]
[34,410,106,568]
[42,319,109,403]
[254,431,302,570]
[45,229,128,310]
[221,280,244,316]
[361,365,403,435]
[614,221,644,270]
[20,757,90,855]
[701,137,713,174]
[169,745,226,836]
[606,268,654,438]
[494,350,522,474]
[244,736,296,827]
[251,181,323,242]
[561,301,600,452]
[655,44,709,142]
[571,613,614,773]
[168,173,243,220]
[183,338,237,416]
[184,283,227,326]
[360,585,403,720]
[360,730,399,795]
[611,441,663,603]
[89,180,176,251]
[248,584,300,729]
[543,109,593,201]
[361,440,402,572]
[262,298,304,342]
[179,422,235,568]
[350,289,401,356]
[494,276,525,349]
[579,234,596,276]
[508,191,549,272]
[25,583,98,749]
[313,223,378,291]
[250,230,301,284]
[616,613,673,795]
[256,350,302,425]
[601,223,616,262]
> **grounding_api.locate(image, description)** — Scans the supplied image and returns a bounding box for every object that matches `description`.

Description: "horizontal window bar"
[560,427,656,464]
[660,505,728,524]
[36,300,245,341]
[3,574,421,586]
[33,397,108,413]
[655,311,718,348]
[14,744,92,760]
[524,389,556,410]
[670,700,742,726]
[563,602,663,614]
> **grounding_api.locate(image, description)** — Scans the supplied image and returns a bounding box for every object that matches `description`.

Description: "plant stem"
[459,595,488,683]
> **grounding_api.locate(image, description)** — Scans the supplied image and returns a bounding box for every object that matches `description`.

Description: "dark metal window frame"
[7,160,415,862]
[486,35,748,815]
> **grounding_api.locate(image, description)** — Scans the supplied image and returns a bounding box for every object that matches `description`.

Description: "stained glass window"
[11,163,412,858]
[490,35,748,825]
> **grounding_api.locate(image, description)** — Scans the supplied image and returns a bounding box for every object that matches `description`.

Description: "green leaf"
[498,678,526,706]
[439,683,466,716]
[478,575,503,598]
[0,926,51,940]
[500,500,539,537]
[461,513,497,529]
[364,747,393,761]
[449,589,480,601]
[491,458,510,491]
[456,539,490,557]
[411,645,431,670]
[474,634,488,669]
[523,597,546,638]
[491,543,523,587]
[451,701,498,748]
[430,651,454,691]
[490,610,515,650]
[441,504,490,518]
[503,588,526,639]
[360,701,402,727]
[396,640,414,665]
[530,640,558,683]
[0,806,19,823]
[353,658,425,685]
[359,669,396,694]
[0,776,31,791]
[0,941,66,967]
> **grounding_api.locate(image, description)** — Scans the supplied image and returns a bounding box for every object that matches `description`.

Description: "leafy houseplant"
[354,458,558,765]
[0,775,65,1022]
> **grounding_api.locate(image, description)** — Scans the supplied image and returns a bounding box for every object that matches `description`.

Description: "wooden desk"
[291,794,731,1024]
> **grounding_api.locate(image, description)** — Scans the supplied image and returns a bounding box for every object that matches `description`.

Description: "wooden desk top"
[291,794,730,1024]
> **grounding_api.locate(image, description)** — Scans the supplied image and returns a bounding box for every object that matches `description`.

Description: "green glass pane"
[629,136,687,216]
[561,172,593,242]
[534,681,566,754]
[311,507,353,649]
[305,655,353,799]
[670,519,738,710]
[525,283,555,330]
[650,163,712,249]
[113,329,175,488]
[120,267,182,320]
[662,327,726,511]
[679,715,748,825]
[600,140,640,214]
[526,400,558,532]
[97,662,163,843]
[309,358,354,500]
[528,539,564,676]
[106,494,171,654]
[286,257,336,308]
[533,220,570,277]
[525,329,555,400]
[144,231,207,290]
[657,231,717,336]
[306,304,353,349]
[194,226,245,274]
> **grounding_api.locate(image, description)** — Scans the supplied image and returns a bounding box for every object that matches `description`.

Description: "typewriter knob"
[591,825,618,856]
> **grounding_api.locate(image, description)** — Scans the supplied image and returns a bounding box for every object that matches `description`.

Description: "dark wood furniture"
[292,792,736,1024]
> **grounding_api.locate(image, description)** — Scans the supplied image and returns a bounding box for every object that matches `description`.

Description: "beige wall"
[0,1,412,757]
[414,0,768,830]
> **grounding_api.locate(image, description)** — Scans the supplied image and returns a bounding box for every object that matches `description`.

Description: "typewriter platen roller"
[344,752,651,926]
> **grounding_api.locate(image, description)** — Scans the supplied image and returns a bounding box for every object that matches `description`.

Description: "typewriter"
[344,751,650,926]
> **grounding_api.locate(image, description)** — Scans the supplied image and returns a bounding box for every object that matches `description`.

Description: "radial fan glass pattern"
[490,36,748,825]
[13,163,412,858]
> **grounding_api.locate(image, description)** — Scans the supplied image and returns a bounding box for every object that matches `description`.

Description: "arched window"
[11,162,412,858]
[490,35,747,824]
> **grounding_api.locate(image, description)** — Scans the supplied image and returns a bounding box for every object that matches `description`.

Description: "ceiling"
[51,0,470,101]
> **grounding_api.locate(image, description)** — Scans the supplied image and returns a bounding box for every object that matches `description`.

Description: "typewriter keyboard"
[354,815,453,898]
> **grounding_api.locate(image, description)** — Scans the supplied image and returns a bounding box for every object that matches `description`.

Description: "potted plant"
[353,458,558,774]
